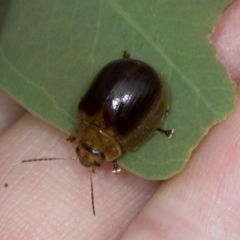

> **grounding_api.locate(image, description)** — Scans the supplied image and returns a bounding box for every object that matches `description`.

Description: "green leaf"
[0,0,236,179]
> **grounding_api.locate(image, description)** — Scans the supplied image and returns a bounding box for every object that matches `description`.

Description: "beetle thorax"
[75,121,122,168]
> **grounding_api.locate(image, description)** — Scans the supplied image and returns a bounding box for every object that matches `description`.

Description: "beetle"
[75,51,174,174]
[22,51,174,215]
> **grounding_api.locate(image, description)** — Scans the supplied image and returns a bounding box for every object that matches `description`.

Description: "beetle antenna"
[21,157,77,163]
[89,167,96,216]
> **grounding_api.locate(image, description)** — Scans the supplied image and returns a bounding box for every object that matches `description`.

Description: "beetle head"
[75,121,122,169]
[76,143,104,168]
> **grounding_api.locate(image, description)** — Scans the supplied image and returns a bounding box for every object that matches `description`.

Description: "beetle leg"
[112,160,121,174]
[154,128,174,138]
[122,51,130,59]
[67,135,76,142]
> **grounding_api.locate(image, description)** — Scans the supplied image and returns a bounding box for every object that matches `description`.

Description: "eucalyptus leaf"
[0,0,236,179]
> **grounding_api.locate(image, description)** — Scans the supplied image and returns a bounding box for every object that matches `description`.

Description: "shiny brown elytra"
[75,51,173,173]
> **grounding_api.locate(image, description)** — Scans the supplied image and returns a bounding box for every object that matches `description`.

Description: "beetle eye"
[75,147,80,153]
[94,160,101,167]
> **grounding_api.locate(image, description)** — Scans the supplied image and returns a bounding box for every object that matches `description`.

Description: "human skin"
[1,1,240,239]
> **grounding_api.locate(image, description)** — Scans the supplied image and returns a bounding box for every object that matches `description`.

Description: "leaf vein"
[0,47,74,122]
[108,0,221,116]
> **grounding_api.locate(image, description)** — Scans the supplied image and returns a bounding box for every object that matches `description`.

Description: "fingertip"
[210,0,240,84]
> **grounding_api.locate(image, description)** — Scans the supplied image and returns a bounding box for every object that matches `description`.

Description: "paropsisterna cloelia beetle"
[22,51,174,215]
